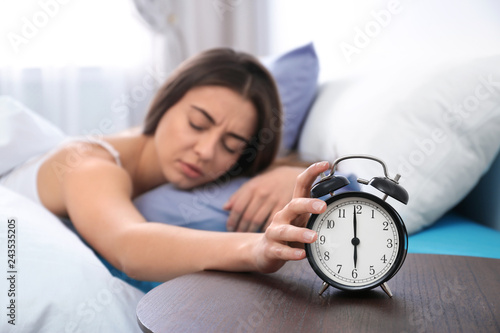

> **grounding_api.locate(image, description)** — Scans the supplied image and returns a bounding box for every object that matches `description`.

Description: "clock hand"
[354,244,358,269]
[352,206,359,269]
[353,205,357,239]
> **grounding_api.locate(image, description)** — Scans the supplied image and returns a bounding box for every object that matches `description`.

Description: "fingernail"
[295,249,305,258]
[304,230,316,242]
[316,161,329,168]
[312,201,325,212]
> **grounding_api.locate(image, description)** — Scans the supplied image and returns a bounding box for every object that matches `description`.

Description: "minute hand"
[353,206,358,268]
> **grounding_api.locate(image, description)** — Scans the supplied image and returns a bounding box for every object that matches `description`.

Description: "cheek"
[157,119,190,152]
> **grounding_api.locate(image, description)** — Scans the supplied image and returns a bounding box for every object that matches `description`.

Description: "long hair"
[143,48,282,178]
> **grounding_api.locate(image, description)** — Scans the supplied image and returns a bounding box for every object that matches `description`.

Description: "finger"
[274,198,326,224]
[222,191,238,211]
[268,243,307,261]
[293,161,330,199]
[222,198,233,211]
[226,209,242,232]
[235,195,268,232]
[225,190,252,231]
[262,198,289,231]
[266,223,318,244]
[262,208,278,231]
[246,200,276,233]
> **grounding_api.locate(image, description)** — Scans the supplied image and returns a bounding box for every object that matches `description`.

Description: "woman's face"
[154,85,257,189]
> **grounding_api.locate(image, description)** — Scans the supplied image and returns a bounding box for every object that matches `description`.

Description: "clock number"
[387,239,393,248]
[352,268,358,279]
[381,255,387,263]
[371,210,375,219]
[327,220,335,229]
[336,264,342,274]
[355,205,362,214]
[324,251,330,261]
[369,265,375,275]
[319,235,326,245]
[338,209,345,218]
[382,221,389,231]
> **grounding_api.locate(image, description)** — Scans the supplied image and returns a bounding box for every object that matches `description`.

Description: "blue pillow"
[265,43,320,152]
[133,174,359,232]
[134,177,249,231]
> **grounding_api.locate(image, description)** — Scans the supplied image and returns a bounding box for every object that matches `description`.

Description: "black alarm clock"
[305,155,409,297]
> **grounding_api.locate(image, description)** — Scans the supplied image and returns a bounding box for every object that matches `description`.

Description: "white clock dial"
[308,194,401,289]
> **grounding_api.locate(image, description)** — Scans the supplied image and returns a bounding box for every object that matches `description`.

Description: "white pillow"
[0,96,66,175]
[298,55,500,234]
[0,185,144,332]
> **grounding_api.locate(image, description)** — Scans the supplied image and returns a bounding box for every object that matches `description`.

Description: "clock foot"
[381,282,393,298]
[318,282,329,296]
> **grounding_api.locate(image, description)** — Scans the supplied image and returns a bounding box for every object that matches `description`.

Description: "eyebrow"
[191,105,251,144]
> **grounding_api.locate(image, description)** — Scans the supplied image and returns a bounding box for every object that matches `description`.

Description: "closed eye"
[189,121,205,131]
[223,143,237,154]
[222,135,247,155]
[190,120,239,154]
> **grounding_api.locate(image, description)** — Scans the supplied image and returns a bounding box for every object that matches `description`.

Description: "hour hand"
[354,245,357,269]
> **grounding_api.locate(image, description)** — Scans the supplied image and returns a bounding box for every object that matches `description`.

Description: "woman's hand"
[224,166,305,232]
[251,161,329,274]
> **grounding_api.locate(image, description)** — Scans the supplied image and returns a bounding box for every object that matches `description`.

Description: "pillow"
[264,42,320,153]
[133,174,359,231]
[133,44,320,230]
[0,96,67,175]
[298,55,500,234]
[134,177,249,231]
[0,185,144,333]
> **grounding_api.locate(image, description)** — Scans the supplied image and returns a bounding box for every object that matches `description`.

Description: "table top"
[136,254,500,333]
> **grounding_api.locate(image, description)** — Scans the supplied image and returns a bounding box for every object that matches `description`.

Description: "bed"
[1,42,500,332]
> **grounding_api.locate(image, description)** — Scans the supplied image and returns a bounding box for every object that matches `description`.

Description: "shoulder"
[42,140,123,178]
[38,141,133,215]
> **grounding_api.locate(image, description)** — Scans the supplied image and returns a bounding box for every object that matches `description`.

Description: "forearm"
[116,222,261,282]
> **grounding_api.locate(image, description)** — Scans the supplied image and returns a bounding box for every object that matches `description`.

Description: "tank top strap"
[78,137,122,167]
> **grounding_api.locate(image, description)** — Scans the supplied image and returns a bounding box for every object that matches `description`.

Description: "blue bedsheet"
[408,212,500,259]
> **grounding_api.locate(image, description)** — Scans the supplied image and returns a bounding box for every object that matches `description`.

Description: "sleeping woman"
[0,48,328,290]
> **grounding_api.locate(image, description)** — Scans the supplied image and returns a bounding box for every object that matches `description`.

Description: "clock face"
[305,192,407,291]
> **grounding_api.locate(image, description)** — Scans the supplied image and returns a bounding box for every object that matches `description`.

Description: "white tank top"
[0,137,122,204]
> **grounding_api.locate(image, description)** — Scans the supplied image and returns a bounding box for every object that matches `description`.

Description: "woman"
[2,48,327,285]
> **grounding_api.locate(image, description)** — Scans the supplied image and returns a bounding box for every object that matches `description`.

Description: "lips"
[179,161,203,179]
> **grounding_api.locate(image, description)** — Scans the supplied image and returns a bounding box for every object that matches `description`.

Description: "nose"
[193,132,218,160]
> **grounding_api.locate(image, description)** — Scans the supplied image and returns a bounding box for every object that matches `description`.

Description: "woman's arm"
[62,157,328,282]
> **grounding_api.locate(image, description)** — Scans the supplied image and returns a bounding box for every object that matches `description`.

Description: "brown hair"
[143,48,282,178]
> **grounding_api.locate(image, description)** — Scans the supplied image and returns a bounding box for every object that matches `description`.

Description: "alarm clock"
[305,155,409,298]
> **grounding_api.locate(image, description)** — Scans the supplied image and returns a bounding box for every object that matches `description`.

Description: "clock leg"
[318,282,330,296]
[381,282,393,298]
